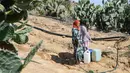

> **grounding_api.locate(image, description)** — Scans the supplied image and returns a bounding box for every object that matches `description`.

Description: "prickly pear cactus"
[0,49,22,73]
[22,40,43,68]
[13,34,29,44]
[0,0,16,10]
[0,4,6,22]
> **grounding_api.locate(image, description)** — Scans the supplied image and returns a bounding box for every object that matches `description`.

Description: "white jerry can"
[92,49,101,62]
[84,50,91,63]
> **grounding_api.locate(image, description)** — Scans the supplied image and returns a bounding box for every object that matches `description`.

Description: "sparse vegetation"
[30,0,130,34]
[73,0,130,33]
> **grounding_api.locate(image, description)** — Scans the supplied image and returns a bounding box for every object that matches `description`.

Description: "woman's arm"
[83,26,91,41]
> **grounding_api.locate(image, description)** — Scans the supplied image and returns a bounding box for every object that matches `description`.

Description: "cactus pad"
[0,49,22,73]
[0,4,6,22]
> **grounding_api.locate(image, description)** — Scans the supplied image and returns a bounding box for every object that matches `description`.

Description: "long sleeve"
[80,25,91,42]
[83,26,91,40]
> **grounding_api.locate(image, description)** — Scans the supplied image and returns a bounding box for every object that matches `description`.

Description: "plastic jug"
[84,50,90,63]
[89,49,93,61]
[92,49,101,62]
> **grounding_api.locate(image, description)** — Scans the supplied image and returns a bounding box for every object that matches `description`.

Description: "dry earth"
[15,15,130,73]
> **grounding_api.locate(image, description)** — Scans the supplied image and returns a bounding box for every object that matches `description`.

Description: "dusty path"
[15,15,130,73]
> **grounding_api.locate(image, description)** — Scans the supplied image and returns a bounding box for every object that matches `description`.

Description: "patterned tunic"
[72,28,84,61]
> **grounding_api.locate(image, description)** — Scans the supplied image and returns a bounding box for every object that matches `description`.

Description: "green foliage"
[33,0,72,20]
[13,25,32,44]
[44,0,69,17]
[0,0,16,9]
[13,34,29,44]
[0,0,43,73]
[0,40,43,73]
[0,7,27,23]
[73,0,98,28]
[16,0,41,10]
[88,70,94,73]
[22,40,43,68]
[5,9,27,23]
[0,0,33,51]
[73,0,95,21]
[0,49,22,73]
[0,4,6,22]
[0,22,31,44]
[0,23,14,41]
[27,0,130,33]
[73,0,130,33]
[128,45,130,50]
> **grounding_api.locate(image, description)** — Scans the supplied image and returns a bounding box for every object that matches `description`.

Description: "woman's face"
[77,22,80,26]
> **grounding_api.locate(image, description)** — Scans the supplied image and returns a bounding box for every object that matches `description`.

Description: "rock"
[62,28,65,31]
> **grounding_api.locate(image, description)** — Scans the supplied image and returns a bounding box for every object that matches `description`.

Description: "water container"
[89,49,93,54]
[92,49,101,62]
[84,50,90,63]
[89,49,93,61]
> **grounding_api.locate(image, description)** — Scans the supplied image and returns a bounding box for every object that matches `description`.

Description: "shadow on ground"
[51,52,77,65]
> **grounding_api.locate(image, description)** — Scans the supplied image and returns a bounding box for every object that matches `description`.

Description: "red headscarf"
[73,20,80,30]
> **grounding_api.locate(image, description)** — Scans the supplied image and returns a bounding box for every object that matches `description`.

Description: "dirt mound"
[15,15,130,73]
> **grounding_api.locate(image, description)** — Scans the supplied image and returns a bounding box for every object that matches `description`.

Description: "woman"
[72,20,83,63]
[80,19,92,51]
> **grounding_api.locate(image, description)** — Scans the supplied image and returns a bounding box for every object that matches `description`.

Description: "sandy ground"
[15,15,130,73]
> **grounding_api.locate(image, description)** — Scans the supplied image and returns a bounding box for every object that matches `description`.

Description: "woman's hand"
[90,39,96,44]
[90,40,93,43]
